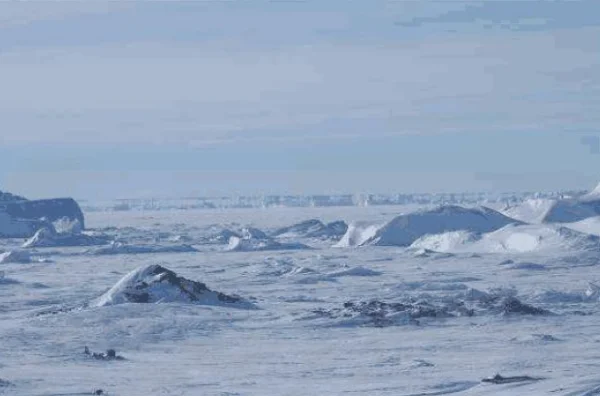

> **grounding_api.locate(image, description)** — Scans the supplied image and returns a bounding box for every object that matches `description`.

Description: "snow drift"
[271,219,348,239]
[87,242,198,256]
[354,205,520,247]
[412,223,600,254]
[226,236,310,252]
[206,227,268,244]
[92,264,254,308]
[23,226,109,248]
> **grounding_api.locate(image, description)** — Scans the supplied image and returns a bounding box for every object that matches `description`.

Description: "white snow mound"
[412,224,600,253]
[92,264,255,308]
[361,205,520,247]
[23,227,109,248]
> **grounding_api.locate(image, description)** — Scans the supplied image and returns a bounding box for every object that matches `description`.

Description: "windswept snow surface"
[4,204,600,395]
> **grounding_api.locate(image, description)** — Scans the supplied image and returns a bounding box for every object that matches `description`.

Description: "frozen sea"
[1,205,600,396]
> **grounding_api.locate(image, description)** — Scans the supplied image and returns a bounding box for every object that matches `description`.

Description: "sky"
[0,0,599,200]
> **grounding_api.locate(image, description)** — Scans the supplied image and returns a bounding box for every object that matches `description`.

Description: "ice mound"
[473,224,600,253]
[410,224,600,254]
[411,230,479,252]
[240,227,269,240]
[334,222,380,247]
[206,227,268,244]
[361,205,520,247]
[208,229,242,244]
[0,250,32,264]
[271,219,348,239]
[226,235,310,252]
[92,264,254,308]
[23,227,109,248]
[87,242,198,256]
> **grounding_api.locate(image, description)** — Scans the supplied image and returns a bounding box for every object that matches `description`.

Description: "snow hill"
[412,223,600,254]
[351,205,521,247]
[92,264,255,308]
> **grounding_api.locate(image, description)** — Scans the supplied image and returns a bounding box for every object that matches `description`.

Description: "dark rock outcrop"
[84,346,125,361]
[309,294,551,327]
[3,198,85,229]
[93,264,255,308]
[482,374,542,384]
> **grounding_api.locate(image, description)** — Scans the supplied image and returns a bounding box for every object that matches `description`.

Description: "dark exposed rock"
[93,264,255,308]
[499,296,551,316]
[3,198,85,229]
[482,374,542,384]
[0,190,27,202]
[84,346,125,361]
[311,299,474,327]
[309,293,551,327]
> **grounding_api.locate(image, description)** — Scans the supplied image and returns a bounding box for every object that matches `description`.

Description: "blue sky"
[0,1,598,200]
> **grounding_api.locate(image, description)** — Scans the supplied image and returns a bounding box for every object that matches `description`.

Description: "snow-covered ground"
[2,204,600,395]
